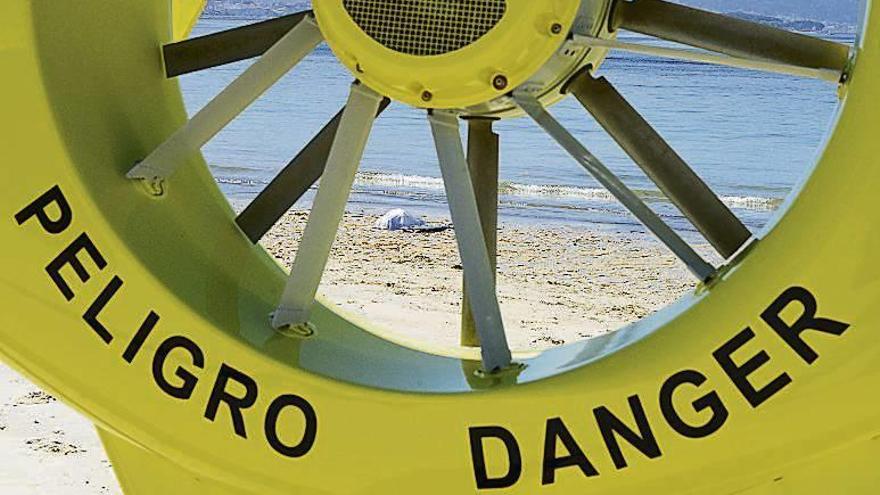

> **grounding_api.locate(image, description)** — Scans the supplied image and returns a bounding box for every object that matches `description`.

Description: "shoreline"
[218,173,783,239]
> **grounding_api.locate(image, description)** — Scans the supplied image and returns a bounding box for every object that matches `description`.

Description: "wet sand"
[0,210,714,493]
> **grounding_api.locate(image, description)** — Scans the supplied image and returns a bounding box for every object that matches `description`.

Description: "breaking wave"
[352,171,785,211]
[213,167,785,212]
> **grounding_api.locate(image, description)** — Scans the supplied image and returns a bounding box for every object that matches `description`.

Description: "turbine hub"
[315,0,613,117]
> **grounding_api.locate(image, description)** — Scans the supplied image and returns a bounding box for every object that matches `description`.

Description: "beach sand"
[263,211,711,349]
[0,210,715,493]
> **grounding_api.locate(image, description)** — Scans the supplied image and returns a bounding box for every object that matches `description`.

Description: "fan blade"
[515,93,715,282]
[236,98,391,243]
[272,83,382,330]
[429,111,512,373]
[163,11,311,77]
[461,118,500,348]
[568,72,752,258]
[611,0,849,72]
[573,35,842,82]
[129,15,323,182]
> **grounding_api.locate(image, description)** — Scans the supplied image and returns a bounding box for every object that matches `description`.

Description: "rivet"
[145,177,165,197]
[281,322,316,338]
[492,74,509,91]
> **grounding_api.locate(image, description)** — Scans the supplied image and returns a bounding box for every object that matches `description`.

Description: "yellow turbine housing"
[1,0,879,494]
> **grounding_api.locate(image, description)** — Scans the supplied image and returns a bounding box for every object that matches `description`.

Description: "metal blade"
[573,35,842,83]
[429,111,512,373]
[461,118,500,348]
[128,15,323,182]
[568,72,752,259]
[515,93,715,282]
[164,11,311,77]
[611,0,850,72]
[272,83,382,330]
[236,98,391,244]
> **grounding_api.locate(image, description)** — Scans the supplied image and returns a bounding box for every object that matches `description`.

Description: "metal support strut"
[572,35,844,83]
[236,98,391,243]
[272,83,383,330]
[610,0,850,73]
[568,71,752,258]
[163,11,313,77]
[461,119,500,348]
[128,15,323,183]
[429,111,512,373]
[515,93,716,282]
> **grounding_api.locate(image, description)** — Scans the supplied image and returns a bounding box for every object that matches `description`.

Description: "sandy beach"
[0,210,714,493]
[263,210,712,349]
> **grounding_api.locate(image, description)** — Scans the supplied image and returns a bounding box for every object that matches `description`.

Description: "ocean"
[180,18,854,239]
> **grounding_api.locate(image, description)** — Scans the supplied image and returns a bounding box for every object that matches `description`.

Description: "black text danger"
[467,284,850,489]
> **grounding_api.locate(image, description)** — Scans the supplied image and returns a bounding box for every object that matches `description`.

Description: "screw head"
[421,90,433,102]
[145,177,165,196]
[492,74,509,91]
[550,23,564,35]
[281,322,315,338]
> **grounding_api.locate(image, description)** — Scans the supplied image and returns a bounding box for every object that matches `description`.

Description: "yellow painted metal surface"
[0,1,878,494]
[314,0,582,109]
[173,0,207,40]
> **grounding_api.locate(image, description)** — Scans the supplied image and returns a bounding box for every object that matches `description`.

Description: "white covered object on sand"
[373,209,427,231]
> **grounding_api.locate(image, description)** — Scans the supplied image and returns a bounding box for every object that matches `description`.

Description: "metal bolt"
[144,177,165,196]
[421,90,433,102]
[283,322,316,338]
[551,23,564,35]
[492,74,509,91]
[272,315,316,338]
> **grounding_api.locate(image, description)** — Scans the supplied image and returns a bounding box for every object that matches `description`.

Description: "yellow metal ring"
[0,0,878,493]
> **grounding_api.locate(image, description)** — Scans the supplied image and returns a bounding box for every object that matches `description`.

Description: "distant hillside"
[680,0,861,24]
[202,0,309,19]
[203,0,861,27]
[725,12,837,34]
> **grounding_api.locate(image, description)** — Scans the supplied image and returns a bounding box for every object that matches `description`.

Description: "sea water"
[180,18,854,239]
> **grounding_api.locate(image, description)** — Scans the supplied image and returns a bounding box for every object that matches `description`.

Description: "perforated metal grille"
[342,0,507,56]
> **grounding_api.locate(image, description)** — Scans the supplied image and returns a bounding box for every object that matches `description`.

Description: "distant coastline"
[199,2,855,34]
[725,11,854,34]
[201,0,309,20]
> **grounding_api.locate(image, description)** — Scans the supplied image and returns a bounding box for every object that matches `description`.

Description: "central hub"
[314,0,584,111]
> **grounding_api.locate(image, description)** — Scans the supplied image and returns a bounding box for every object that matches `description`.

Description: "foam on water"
[215,168,785,212]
